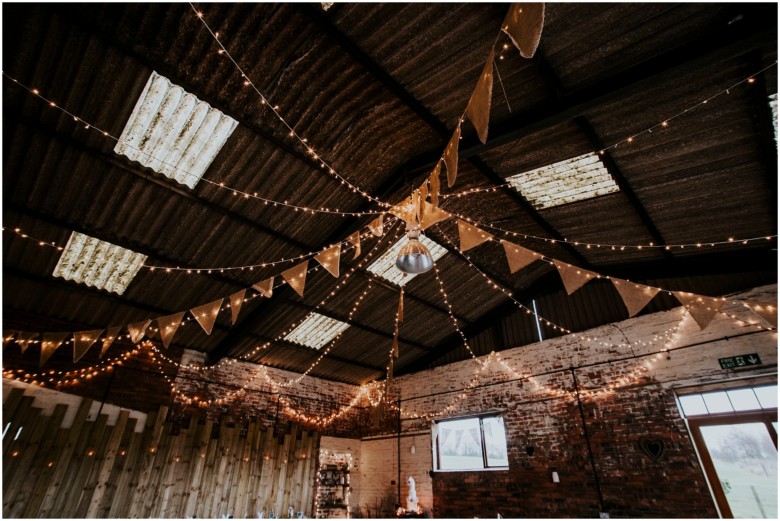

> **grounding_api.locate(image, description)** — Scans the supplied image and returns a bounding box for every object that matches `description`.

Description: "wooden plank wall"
[2,388,320,518]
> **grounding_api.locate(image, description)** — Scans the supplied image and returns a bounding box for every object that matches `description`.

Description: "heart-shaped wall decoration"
[639,438,666,462]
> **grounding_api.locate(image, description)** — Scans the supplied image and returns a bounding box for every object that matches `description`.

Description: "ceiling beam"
[300,2,588,267]
[573,117,673,261]
[395,12,777,179]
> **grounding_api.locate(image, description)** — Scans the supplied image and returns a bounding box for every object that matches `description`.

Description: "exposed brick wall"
[173,351,383,437]
[392,285,777,518]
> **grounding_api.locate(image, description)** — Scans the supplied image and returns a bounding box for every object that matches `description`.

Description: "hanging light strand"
[1,73,386,218]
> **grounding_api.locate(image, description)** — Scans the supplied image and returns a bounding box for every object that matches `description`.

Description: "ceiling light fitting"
[396,224,434,275]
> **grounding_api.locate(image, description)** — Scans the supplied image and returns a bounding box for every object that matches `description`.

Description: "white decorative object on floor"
[406,476,418,512]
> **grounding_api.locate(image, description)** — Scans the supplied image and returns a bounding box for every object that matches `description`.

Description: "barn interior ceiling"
[2,3,777,386]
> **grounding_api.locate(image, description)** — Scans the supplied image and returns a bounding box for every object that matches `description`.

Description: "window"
[432,414,509,471]
[678,384,778,518]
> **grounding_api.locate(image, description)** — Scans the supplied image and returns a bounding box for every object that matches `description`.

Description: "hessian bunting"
[282,261,309,299]
[229,289,247,325]
[458,220,493,252]
[465,49,495,144]
[611,279,660,317]
[347,231,361,260]
[74,329,103,362]
[429,161,442,206]
[157,312,186,349]
[127,319,152,344]
[100,326,122,358]
[419,200,451,230]
[191,300,223,336]
[553,261,598,295]
[315,244,341,278]
[742,301,777,328]
[674,292,725,330]
[501,240,540,273]
[369,215,384,237]
[445,124,461,188]
[15,332,39,354]
[253,277,274,298]
[502,3,545,58]
[41,332,68,366]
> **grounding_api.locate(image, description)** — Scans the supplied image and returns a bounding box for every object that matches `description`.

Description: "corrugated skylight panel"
[769,93,777,143]
[506,152,619,209]
[366,235,447,286]
[283,312,350,349]
[114,71,238,188]
[52,232,147,295]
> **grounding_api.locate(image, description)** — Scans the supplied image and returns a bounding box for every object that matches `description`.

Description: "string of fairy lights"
[2,4,777,430]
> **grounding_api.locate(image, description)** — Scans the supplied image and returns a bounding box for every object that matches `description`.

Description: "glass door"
[689,412,777,518]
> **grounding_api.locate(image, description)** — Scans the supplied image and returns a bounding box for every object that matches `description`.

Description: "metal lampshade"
[395,229,433,274]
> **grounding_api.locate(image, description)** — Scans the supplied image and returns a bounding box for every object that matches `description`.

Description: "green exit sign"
[718,354,762,369]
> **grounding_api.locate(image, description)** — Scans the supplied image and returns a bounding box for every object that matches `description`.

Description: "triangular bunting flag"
[429,162,442,206]
[369,215,384,237]
[390,196,416,224]
[742,301,777,328]
[392,330,399,359]
[502,3,545,58]
[553,261,598,295]
[100,326,122,358]
[611,279,660,318]
[191,299,223,336]
[41,332,68,366]
[444,124,461,188]
[419,200,451,230]
[253,277,274,298]
[398,289,404,323]
[157,312,186,349]
[229,289,247,325]
[347,231,361,260]
[315,244,341,278]
[282,261,309,299]
[127,319,152,344]
[457,220,493,251]
[501,240,540,273]
[74,329,104,362]
[15,331,39,354]
[419,179,429,203]
[673,292,725,330]
[465,49,495,144]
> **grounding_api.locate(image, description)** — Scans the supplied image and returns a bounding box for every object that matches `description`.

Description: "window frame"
[432,413,509,472]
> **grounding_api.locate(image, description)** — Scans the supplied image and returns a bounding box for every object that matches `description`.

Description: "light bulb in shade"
[395,226,433,274]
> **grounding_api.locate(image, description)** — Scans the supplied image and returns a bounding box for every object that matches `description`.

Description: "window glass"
[434,415,509,471]
[437,418,483,470]
[727,389,761,411]
[703,391,733,414]
[754,385,778,409]
[680,394,708,416]
[482,416,509,467]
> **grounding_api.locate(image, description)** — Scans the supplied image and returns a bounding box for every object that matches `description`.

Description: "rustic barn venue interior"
[2,2,778,518]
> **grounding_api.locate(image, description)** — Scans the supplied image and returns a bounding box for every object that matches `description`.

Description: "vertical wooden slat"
[85,410,130,517]
[225,422,247,517]
[37,397,93,517]
[274,426,297,516]
[7,404,67,517]
[145,417,176,517]
[20,422,69,518]
[108,417,148,518]
[2,395,34,457]
[195,425,220,519]
[3,406,47,514]
[73,413,114,517]
[97,417,138,518]
[2,387,25,427]
[61,413,108,516]
[183,419,213,518]
[235,420,258,518]
[128,405,168,518]
[253,426,275,516]
[166,416,199,517]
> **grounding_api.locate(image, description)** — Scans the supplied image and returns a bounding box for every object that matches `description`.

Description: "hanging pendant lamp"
[395,225,434,274]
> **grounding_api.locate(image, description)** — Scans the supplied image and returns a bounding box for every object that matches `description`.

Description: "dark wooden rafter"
[3,267,386,379]
[573,116,674,261]
[299,2,589,267]
[4,203,428,354]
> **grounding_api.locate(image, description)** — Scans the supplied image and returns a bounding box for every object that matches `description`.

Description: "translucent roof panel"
[52,232,147,295]
[114,71,238,188]
[283,312,350,350]
[366,235,447,286]
[506,152,619,209]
